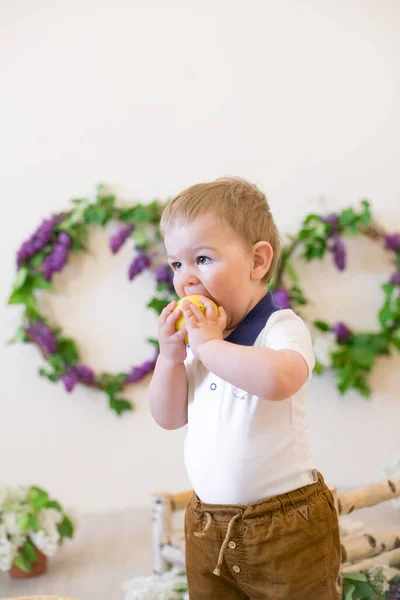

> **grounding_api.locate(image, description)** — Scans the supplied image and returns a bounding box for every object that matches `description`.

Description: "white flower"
[38,508,63,529]
[366,565,391,594]
[30,529,59,557]
[122,570,188,600]
[313,332,338,368]
[0,530,24,572]
[0,485,28,507]
[2,512,21,536]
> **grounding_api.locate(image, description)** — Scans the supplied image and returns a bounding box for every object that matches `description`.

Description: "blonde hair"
[160,177,281,283]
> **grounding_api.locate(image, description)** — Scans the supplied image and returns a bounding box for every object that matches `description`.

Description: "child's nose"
[180,266,200,287]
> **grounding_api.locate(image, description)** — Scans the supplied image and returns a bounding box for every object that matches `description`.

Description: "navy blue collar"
[225,292,281,346]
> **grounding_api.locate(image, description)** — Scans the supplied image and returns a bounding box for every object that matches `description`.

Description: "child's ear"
[250,242,273,281]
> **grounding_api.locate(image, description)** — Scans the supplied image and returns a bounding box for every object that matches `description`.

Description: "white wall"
[0,0,399,512]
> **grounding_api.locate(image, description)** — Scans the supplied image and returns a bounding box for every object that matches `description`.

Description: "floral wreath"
[8,191,400,413]
[270,200,400,397]
[8,186,176,415]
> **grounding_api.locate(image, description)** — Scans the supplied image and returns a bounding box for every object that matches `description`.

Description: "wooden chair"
[152,478,400,575]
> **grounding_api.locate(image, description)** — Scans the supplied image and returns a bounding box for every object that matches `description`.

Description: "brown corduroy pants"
[185,472,341,600]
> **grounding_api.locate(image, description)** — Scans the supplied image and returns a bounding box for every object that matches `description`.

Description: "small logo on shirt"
[232,386,249,400]
[309,469,318,483]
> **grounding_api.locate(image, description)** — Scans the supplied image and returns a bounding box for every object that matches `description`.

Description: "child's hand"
[182,296,227,359]
[158,301,188,364]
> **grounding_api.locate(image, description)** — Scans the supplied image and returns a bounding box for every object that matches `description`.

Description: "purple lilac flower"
[125,358,157,383]
[388,584,400,600]
[155,263,174,292]
[321,213,339,236]
[272,288,291,309]
[42,232,72,281]
[26,320,57,354]
[128,252,151,281]
[17,216,61,268]
[332,322,351,343]
[110,224,135,254]
[74,364,95,385]
[61,370,78,393]
[385,233,400,253]
[390,270,400,285]
[330,235,346,271]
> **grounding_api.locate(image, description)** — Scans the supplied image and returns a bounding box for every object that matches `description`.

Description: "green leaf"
[355,377,371,398]
[22,540,38,562]
[303,241,326,261]
[133,228,150,249]
[98,372,127,393]
[8,280,34,305]
[25,295,41,319]
[343,573,368,582]
[303,214,321,225]
[28,514,41,531]
[156,282,171,292]
[8,326,29,344]
[314,320,331,332]
[58,515,74,539]
[359,200,372,226]
[13,267,29,291]
[314,361,325,375]
[391,336,400,351]
[147,337,160,350]
[12,553,31,573]
[17,513,31,531]
[39,367,59,383]
[108,396,134,416]
[336,364,358,395]
[352,334,389,355]
[30,250,48,267]
[360,199,370,210]
[349,347,375,370]
[84,205,107,225]
[147,297,171,315]
[57,338,79,366]
[28,486,49,510]
[49,353,66,373]
[47,500,62,512]
[284,259,298,284]
[339,207,357,228]
[343,581,356,600]
[119,204,154,224]
[32,274,52,290]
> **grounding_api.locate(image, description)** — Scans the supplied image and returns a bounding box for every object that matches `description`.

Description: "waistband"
[190,471,329,523]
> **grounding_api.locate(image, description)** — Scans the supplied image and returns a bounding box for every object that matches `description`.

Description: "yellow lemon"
[174,294,219,344]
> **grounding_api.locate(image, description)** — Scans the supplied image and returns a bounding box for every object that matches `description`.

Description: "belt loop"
[194,512,212,538]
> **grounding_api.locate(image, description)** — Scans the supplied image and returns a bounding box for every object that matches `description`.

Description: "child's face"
[164,213,266,330]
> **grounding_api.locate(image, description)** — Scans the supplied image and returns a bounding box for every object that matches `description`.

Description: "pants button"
[233,565,241,573]
[228,541,237,549]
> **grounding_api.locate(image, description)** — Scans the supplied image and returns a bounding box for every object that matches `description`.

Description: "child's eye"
[170,262,182,271]
[197,256,211,265]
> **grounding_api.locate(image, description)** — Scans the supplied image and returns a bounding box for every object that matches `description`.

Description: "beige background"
[1,0,399,512]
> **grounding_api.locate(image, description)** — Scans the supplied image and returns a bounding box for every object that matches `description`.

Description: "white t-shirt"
[184,292,317,505]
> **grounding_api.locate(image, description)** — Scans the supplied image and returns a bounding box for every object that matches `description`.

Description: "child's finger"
[185,301,205,322]
[175,326,187,342]
[217,305,227,329]
[163,308,182,335]
[201,296,218,320]
[160,301,178,324]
